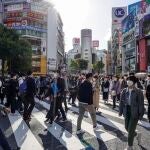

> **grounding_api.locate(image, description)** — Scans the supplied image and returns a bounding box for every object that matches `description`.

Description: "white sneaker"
[137,132,142,145]
[76,129,85,134]
[93,125,102,131]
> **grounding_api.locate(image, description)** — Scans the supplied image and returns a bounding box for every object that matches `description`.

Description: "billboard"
[112,7,127,25]
[139,14,150,38]
[72,38,80,45]
[92,40,99,47]
[128,1,141,15]
[122,9,136,34]
[5,4,23,12]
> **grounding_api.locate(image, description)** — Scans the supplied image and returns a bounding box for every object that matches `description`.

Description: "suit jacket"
[119,87,145,120]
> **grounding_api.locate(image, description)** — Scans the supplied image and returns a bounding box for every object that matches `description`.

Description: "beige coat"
[93,80,100,108]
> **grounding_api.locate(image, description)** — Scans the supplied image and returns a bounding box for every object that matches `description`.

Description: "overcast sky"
[50,0,140,51]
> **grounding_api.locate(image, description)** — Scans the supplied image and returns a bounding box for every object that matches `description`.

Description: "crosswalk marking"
[68,104,127,133]
[35,99,116,142]
[32,108,86,150]
[8,112,43,150]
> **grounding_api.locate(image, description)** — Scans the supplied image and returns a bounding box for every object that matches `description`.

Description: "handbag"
[111,90,116,96]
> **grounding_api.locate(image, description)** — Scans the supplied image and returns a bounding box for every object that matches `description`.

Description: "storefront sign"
[112,7,127,24]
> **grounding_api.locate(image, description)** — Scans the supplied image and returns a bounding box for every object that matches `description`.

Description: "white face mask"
[127,80,134,87]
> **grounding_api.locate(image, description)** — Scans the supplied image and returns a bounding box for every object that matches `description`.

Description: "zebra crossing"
[0,95,150,150]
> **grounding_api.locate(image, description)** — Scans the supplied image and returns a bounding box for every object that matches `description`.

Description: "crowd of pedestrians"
[0,71,150,150]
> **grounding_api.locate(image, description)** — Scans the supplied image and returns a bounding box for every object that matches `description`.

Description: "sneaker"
[44,118,50,123]
[93,125,102,131]
[137,132,142,145]
[76,129,85,134]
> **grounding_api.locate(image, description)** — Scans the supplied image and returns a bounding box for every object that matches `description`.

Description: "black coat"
[78,80,93,105]
[26,77,36,96]
[101,81,110,92]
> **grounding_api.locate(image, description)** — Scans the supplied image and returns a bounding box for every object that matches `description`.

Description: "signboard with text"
[92,40,99,47]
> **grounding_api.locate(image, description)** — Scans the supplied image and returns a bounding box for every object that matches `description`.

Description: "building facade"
[81,29,92,70]
[47,7,64,72]
[1,0,51,75]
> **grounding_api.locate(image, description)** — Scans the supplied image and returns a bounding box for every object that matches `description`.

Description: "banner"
[122,9,136,34]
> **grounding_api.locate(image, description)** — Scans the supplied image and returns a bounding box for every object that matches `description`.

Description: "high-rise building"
[81,29,92,70]
[47,7,64,72]
[1,0,52,75]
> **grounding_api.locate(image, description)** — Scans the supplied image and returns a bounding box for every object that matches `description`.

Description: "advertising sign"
[139,14,150,38]
[128,1,141,15]
[122,9,136,34]
[48,58,57,70]
[5,4,23,12]
[0,3,3,13]
[112,7,127,25]
[92,40,99,47]
[72,38,80,45]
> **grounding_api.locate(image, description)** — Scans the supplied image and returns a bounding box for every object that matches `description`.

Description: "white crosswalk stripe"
[1,95,149,150]
[8,112,43,150]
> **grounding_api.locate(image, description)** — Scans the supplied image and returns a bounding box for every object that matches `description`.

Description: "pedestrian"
[0,77,5,105]
[121,75,128,91]
[23,71,36,122]
[76,73,101,134]
[93,75,100,111]
[146,75,150,123]
[18,73,26,113]
[6,73,18,115]
[111,75,121,109]
[119,75,145,150]
[101,76,110,104]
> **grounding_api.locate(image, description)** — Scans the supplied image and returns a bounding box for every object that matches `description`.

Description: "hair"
[27,70,32,76]
[127,76,137,84]
[86,73,93,79]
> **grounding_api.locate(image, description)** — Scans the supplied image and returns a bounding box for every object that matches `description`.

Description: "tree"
[77,59,88,70]
[70,59,79,71]
[0,24,32,75]
[11,39,32,73]
[93,60,105,73]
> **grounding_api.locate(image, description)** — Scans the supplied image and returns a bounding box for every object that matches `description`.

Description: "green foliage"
[70,59,79,70]
[0,25,32,75]
[77,59,88,70]
[93,60,105,73]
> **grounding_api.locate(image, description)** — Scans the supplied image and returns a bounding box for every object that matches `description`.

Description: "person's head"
[127,75,137,88]
[81,73,86,80]
[147,75,150,80]
[104,76,109,81]
[124,75,128,80]
[86,73,93,81]
[113,75,118,81]
[11,73,17,80]
[27,70,33,77]
[93,75,98,81]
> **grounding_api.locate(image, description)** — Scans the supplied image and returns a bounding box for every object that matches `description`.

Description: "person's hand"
[4,107,11,113]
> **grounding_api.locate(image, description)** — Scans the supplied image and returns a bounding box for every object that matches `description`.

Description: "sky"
[49,0,140,51]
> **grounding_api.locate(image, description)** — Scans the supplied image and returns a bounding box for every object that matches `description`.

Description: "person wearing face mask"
[119,75,145,150]
[111,75,121,109]
[101,76,110,104]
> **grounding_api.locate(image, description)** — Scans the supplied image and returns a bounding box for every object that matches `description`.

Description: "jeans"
[23,95,35,120]
[125,105,138,146]
[77,102,97,130]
